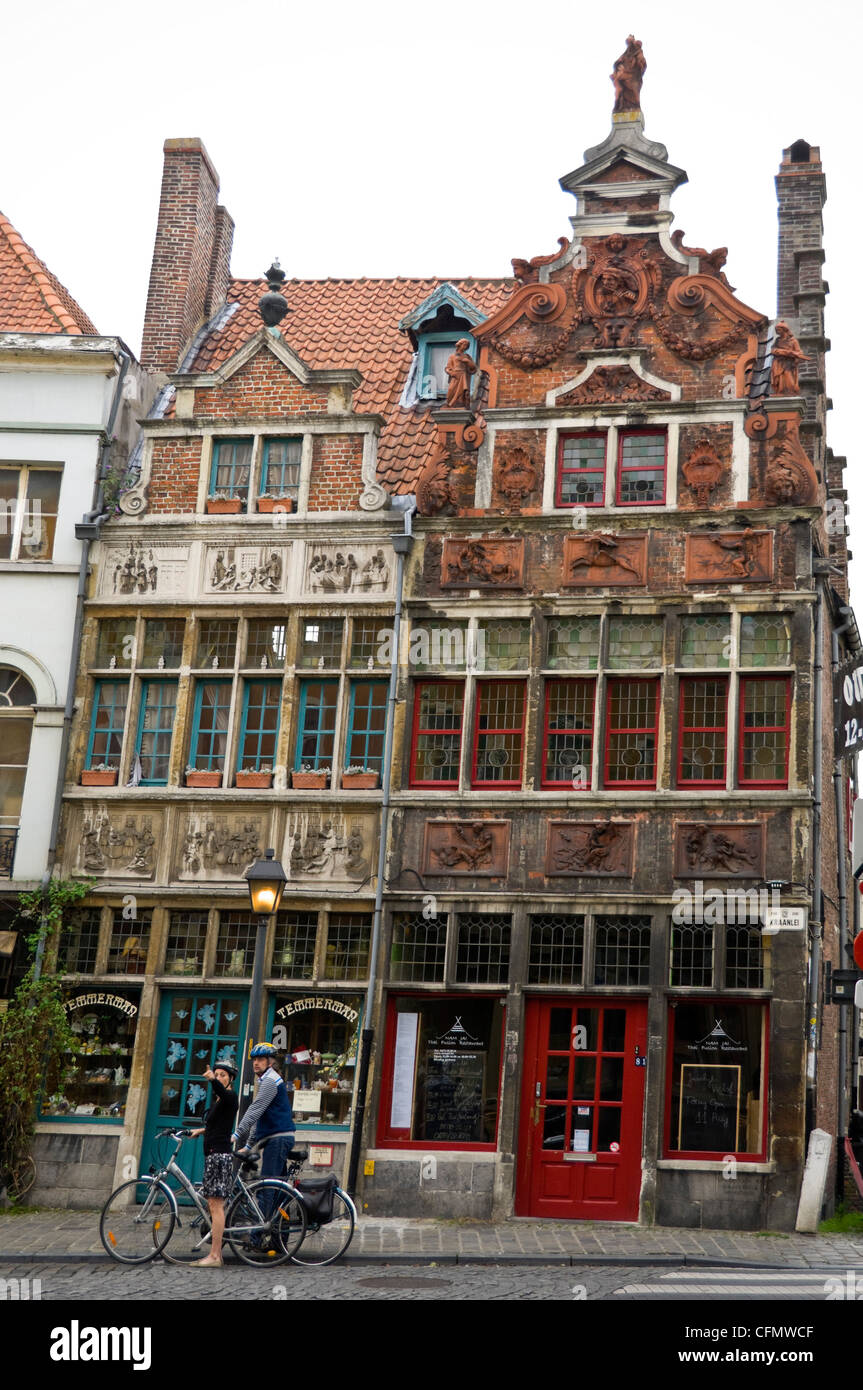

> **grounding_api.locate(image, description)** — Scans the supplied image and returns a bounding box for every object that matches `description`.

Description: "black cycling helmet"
[212,1060,238,1079]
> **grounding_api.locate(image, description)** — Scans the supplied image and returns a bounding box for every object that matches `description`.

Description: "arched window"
[0,668,35,873]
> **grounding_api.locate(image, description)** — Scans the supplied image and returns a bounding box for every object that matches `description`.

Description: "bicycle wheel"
[161,1194,213,1264]
[291,1188,355,1266]
[226,1180,306,1267]
[100,1179,176,1264]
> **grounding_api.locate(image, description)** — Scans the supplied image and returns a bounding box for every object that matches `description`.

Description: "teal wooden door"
[141,991,248,1189]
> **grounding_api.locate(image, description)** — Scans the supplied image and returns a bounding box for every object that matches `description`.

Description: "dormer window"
[417,332,477,401]
[399,284,487,405]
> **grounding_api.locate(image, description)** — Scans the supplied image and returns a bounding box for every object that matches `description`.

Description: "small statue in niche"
[444,339,477,409]
[611,35,646,113]
[771,321,808,395]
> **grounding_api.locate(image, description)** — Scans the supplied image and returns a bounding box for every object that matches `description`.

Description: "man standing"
[233,1042,295,1180]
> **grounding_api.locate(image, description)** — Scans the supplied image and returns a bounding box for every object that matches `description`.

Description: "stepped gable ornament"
[547,819,632,876]
[556,364,670,407]
[444,339,478,408]
[578,234,662,349]
[652,274,766,363]
[496,447,539,505]
[564,532,646,586]
[681,438,726,506]
[481,280,576,369]
[686,530,772,582]
[258,260,290,328]
[511,238,570,285]
[441,536,524,588]
[670,231,734,290]
[423,820,510,876]
[764,424,819,505]
[675,822,763,878]
[611,35,646,113]
[770,321,808,395]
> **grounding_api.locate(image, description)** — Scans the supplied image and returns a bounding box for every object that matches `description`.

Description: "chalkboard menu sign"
[422,1053,485,1144]
[677,1064,741,1152]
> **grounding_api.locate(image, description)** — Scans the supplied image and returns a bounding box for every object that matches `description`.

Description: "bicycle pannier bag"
[297,1175,337,1223]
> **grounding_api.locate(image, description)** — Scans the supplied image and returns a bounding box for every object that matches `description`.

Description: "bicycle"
[99,1129,306,1266]
[283,1143,357,1265]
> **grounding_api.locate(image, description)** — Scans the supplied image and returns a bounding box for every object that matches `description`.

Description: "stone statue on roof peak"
[611,35,646,114]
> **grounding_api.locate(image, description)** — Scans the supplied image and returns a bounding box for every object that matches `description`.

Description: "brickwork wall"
[308,433,364,511]
[193,349,330,417]
[147,436,203,513]
[205,205,235,319]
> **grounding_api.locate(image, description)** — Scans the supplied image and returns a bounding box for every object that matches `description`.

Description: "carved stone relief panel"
[178,813,265,880]
[284,811,374,884]
[303,543,393,597]
[545,820,634,876]
[74,803,162,879]
[673,821,765,878]
[204,544,290,594]
[99,542,191,599]
[555,365,670,407]
[422,820,510,876]
[685,531,772,583]
[563,533,647,586]
[441,537,525,588]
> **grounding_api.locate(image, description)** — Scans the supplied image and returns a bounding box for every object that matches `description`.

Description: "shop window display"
[271,994,361,1128]
[666,1001,766,1157]
[42,990,140,1120]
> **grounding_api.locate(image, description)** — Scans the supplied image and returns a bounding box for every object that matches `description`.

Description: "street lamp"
[238,849,287,1108]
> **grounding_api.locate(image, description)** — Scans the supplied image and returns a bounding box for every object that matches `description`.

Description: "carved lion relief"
[764,428,819,506]
[546,820,633,876]
[674,822,765,878]
[422,820,510,877]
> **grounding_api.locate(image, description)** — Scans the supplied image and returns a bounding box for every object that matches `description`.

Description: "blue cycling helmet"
[250,1042,278,1058]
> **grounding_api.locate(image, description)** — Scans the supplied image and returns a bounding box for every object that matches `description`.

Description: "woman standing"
[190,1061,239,1267]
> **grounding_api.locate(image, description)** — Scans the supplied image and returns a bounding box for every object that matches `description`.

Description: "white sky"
[2,0,860,593]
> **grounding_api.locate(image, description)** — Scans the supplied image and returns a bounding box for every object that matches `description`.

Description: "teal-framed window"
[417,333,476,400]
[346,681,387,772]
[295,680,338,769]
[238,680,281,770]
[209,438,253,503]
[190,681,232,773]
[261,438,301,499]
[86,681,128,768]
[135,681,178,785]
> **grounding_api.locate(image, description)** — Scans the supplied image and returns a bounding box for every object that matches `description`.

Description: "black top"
[203,1076,239,1156]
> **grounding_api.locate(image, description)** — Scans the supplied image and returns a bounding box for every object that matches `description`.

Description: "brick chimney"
[775,141,828,454]
[141,138,234,374]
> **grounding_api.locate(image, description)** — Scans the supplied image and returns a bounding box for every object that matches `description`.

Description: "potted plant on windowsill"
[290,764,330,790]
[185,765,223,788]
[205,491,243,515]
[341,765,380,790]
[256,494,295,514]
[236,765,274,788]
[81,763,119,787]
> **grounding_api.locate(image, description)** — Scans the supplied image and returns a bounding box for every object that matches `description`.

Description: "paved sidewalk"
[3,1208,863,1267]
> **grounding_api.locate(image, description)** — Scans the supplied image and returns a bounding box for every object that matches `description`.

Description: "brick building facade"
[39,45,857,1228]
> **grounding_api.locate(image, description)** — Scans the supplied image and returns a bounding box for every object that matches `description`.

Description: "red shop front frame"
[664,998,770,1161]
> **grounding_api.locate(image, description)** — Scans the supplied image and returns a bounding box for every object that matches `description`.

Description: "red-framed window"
[738,676,790,787]
[555,433,607,508]
[472,680,526,788]
[409,681,464,787]
[377,993,505,1150]
[615,429,667,506]
[542,679,595,787]
[664,1000,768,1160]
[603,678,660,787]
[677,677,728,787]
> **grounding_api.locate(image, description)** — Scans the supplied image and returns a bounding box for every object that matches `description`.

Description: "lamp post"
[240,848,286,1110]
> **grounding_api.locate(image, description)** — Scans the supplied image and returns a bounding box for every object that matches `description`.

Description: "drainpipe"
[807,578,825,1135]
[831,605,854,1198]
[345,501,415,1197]
[33,345,131,981]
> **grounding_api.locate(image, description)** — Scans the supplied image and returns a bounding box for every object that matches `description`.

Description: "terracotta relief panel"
[555,365,670,408]
[680,438,727,508]
[75,804,162,879]
[205,544,290,594]
[284,811,374,884]
[492,446,541,510]
[99,542,191,599]
[545,820,634,876]
[685,531,773,583]
[422,820,510,876]
[563,533,647,587]
[303,543,392,597]
[673,822,765,878]
[179,813,265,880]
[441,537,525,588]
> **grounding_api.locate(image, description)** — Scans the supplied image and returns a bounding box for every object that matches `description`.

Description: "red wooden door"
[516,999,647,1221]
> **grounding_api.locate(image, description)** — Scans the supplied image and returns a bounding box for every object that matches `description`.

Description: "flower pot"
[81,769,119,787]
[236,771,274,789]
[256,497,295,514]
[291,771,328,790]
[341,772,379,790]
[205,497,243,514]
[185,771,222,788]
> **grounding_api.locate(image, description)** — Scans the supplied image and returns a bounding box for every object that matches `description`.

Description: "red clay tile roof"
[188,276,514,492]
[0,210,98,335]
